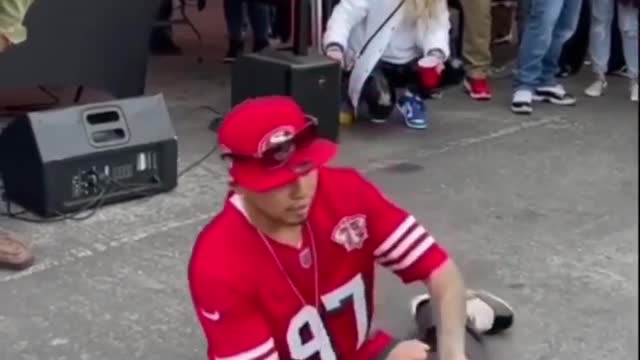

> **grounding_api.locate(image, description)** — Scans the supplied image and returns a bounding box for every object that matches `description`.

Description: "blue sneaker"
[397,92,428,129]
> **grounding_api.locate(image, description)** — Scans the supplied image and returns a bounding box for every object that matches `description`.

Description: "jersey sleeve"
[189,268,279,360]
[355,171,449,283]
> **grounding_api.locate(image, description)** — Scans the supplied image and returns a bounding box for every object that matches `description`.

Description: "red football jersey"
[188,167,449,360]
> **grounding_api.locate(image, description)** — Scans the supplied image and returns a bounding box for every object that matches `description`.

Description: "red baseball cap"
[217,96,337,192]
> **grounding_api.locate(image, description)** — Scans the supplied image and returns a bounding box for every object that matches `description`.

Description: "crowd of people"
[197,0,638,129]
[0,0,635,358]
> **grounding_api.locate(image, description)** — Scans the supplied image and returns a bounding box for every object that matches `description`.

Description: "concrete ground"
[1,4,638,360]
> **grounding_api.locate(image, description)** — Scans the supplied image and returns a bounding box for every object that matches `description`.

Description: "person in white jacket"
[323,0,450,129]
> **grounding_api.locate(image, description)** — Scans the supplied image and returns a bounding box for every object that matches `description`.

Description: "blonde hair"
[407,0,443,19]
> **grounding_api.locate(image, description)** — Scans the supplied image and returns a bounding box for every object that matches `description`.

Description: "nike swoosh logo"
[200,309,221,321]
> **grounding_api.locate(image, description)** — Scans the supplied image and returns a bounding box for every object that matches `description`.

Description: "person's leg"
[384,60,430,130]
[460,0,493,100]
[360,65,396,124]
[246,0,271,52]
[516,0,530,41]
[511,0,565,114]
[534,0,583,104]
[617,2,638,101]
[584,0,615,96]
[557,0,590,76]
[0,232,34,270]
[150,0,181,55]
[608,8,626,75]
[273,2,291,43]
[223,0,246,62]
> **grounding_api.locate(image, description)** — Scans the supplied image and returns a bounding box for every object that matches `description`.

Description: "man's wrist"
[0,34,10,51]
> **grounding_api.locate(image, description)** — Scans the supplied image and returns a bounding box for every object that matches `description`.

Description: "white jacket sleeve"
[416,0,451,59]
[0,0,35,44]
[322,0,369,51]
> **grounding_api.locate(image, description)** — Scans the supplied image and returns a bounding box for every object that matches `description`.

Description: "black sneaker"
[533,85,576,105]
[511,89,533,114]
[150,29,182,56]
[253,38,270,53]
[410,289,515,336]
[223,40,244,63]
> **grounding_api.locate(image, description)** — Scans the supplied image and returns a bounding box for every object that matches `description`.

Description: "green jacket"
[0,0,34,44]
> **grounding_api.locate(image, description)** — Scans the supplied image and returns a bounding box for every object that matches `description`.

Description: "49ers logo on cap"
[331,214,368,251]
[258,126,296,159]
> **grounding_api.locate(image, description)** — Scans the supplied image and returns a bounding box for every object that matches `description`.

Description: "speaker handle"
[82,106,131,148]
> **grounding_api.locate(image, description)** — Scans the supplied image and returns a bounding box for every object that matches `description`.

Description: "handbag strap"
[357,0,407,57]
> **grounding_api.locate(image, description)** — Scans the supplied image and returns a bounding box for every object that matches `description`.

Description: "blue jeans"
[513,0,584,90]
[223,0,269,43]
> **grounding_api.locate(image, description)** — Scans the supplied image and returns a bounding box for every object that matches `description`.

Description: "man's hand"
[0,35,10,52]
[386,340,430,360]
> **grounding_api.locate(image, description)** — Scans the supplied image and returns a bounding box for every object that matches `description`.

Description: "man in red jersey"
[188,96,514,360]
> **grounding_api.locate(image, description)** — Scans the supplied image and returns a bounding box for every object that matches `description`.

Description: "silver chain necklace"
[256,222,320,308]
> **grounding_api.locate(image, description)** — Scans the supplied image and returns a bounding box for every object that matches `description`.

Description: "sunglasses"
[222,115,318,169]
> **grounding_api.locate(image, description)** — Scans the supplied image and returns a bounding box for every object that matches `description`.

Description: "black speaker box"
[230,0,341,142]
[0,94,178,217]
[231,49,341,141]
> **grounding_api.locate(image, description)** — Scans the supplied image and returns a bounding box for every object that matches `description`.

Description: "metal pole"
[310,0,323,52]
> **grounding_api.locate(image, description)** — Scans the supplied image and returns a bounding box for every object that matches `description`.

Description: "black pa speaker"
[0,94,178,217]
[231,0,341,142]
[232,50,341,141]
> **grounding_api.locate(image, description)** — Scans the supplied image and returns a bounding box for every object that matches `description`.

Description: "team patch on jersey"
[331,214,368,251]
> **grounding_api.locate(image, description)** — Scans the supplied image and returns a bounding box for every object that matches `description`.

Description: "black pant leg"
[151,0,176,49]
[360,64,396,119]
[414,300,490,360]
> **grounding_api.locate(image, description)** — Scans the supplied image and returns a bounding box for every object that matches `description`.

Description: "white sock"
[513,89,532,103]
[467,297,496,333]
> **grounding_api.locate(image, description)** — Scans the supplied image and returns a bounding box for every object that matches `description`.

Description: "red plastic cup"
[418,56,443,89]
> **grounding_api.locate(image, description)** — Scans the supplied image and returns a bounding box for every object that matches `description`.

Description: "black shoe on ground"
[253,38,270,53]
[223,40,244,63]
[150,29,182,56]
[410,289,515,335]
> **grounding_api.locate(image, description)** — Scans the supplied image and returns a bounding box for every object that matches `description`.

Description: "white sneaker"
[511,89,533,114]
[585,79,607,97]
[630,81,638,102]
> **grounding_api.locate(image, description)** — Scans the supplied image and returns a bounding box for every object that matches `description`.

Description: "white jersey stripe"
[263,353,279,360]
[377,226,426,263]
[387,236,435,271]
[215,338,275,360]
[373,216,416,256]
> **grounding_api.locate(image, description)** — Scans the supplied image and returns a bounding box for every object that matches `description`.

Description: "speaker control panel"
[71,170,102,199]
[68,150,161,201]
